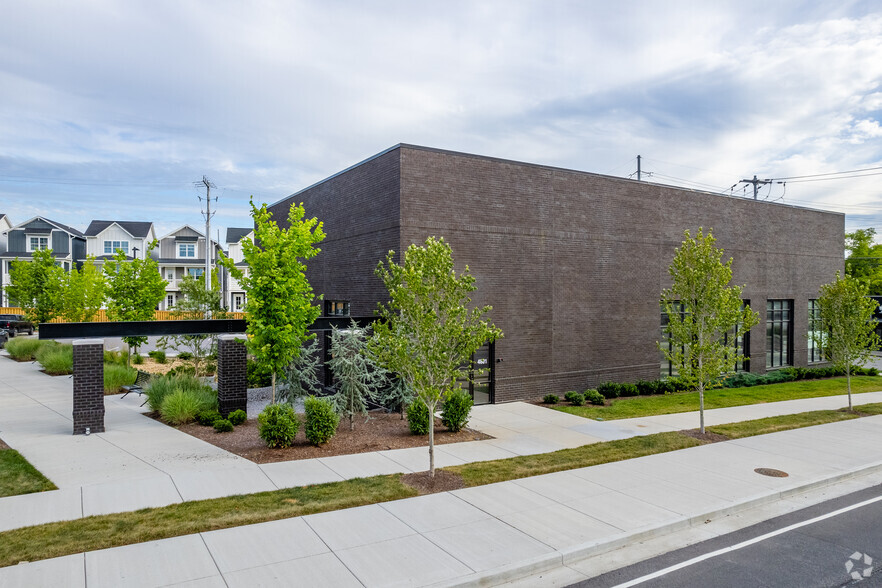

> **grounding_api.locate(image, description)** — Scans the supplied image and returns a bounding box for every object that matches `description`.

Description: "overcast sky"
[2,1,881,242]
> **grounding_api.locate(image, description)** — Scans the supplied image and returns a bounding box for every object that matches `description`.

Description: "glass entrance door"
[456,342,494,405]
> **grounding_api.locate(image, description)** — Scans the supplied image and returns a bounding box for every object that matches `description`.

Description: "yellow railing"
[0,307,246,323]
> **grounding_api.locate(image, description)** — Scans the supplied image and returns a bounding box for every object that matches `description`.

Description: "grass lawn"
[3,403,881,567]
[552,376,882,420]
[0,449,56,498]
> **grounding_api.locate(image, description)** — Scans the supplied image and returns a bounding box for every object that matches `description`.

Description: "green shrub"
[636,380,660,396]
[132,353,144,365]
[407,400,431,435]
[104,363,137,394]
[213,419,234,433]
[37,344,73,375]
[247,359,273,388]
[228,409,247,426]
[570,393,585,406]
[619,383,639,397]
[542,394,559,404]
[204,361,217,376]
[596,382,620,399]
[442,389,473,432]
[167,364,196,378]
[177,351,193,361]
[584,389,605,405]
[304,396,339,445]
[5,337,47,361]
[161,388,215,425]
[258,403,299,448]
[564,391,580,402]
[148,350,167,364]
[196,410,222,426]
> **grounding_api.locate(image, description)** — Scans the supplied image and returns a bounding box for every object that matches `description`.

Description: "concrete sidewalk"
[3,414,882,587]
[2,351,882,534]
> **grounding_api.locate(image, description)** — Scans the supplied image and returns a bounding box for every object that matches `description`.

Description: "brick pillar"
[72,339,105,435]
[217,334,247,417]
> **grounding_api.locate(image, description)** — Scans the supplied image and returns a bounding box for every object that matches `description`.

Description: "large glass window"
[187,267,204,278]
[724,301,751,372]
[660,303,685,377]
[766,299,793,368]
[325,300,350,316]
[808,299,824,363]
[178,243,195,257]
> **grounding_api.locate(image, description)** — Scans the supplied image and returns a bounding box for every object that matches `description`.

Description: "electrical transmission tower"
[739,175,772,200]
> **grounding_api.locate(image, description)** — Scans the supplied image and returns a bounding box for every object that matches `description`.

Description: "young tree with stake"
[660,228,758,434]
[218,200,325,403]
[369,237,501,476]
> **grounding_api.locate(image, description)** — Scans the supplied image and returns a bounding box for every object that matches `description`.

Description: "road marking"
[611,492,882,587]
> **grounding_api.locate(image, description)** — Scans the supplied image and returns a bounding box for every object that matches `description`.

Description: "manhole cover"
[754,467,789,477]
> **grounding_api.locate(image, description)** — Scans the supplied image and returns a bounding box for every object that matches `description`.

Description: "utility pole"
[637,155,642,181]
[739,175,772,200]
[196,175,217,293]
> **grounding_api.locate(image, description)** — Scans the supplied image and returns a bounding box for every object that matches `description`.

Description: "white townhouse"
[84,220,157,264]
[156,225,222,310]
[223,227,252,312]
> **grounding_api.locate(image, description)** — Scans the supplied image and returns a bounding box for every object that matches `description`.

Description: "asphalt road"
[573,484,882,588]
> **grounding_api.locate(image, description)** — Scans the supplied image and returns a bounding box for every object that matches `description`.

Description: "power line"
[775,165,882,180]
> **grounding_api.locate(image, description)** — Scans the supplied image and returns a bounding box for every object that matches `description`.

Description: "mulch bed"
[402,470,466,494]
[680,429,729,443]
[172,411,492,464]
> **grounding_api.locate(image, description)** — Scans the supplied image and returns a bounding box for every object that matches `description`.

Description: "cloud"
[0,1,881,239]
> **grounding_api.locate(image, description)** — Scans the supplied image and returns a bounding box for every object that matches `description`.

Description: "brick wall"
[272,144,844,403]
[72,339,105,434]
[217,335,247,416]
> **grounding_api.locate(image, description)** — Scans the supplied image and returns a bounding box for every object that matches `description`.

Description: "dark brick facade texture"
[72,341,105,434]
[217,335,248,416]
[269,145,844,403]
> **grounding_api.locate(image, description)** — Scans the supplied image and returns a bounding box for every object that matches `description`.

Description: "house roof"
[225,227,252,244]
[85,220,154,238]
[11,216,85,237]
[158,225,205,241]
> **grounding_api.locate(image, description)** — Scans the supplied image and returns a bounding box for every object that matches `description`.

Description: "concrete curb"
[434,459,882,587]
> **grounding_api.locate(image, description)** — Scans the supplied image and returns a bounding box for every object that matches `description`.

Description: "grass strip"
[0,450,57,498]
[447,432,701,486]
[2,403,881,568]
[554,377,882,420]
[0,475,415,568]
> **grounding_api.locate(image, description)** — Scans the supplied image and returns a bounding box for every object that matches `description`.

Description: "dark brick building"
[269,145,843,404]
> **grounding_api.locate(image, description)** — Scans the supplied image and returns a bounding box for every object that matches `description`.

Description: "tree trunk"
[699,383,705,434]
[428,404,435,477]
[847,367,852,411]
[271,372,276,405]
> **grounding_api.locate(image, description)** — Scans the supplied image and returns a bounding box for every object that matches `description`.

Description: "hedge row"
[594,365,880,399]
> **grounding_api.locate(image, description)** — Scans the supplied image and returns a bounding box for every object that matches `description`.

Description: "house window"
[187,267,204,278]
[28,236,49,251]
[324,300,350,316]
[167,271,174,281]
[178,243,195,257]
[166,294,175,309]
[661,301,750,376]
[103,240,129,255]
[808,299,824,363]
[233,294,244,311]
[766,299,793,368]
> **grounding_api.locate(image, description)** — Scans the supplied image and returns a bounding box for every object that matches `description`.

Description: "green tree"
[660,228,759,433]
[58,256,106,322]
[813,272,880,410]
[845,228,882,295]
[104,242,167,364]
[329,321,386,431]
[6,248,64,324]
[218,200,326,402]
[369,237,502,476]
[158,274,227,377]
[279,337,323,404]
